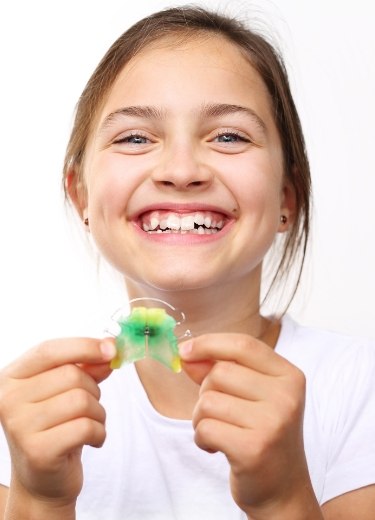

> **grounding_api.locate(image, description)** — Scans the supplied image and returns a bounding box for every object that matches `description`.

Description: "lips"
[139,210,226,234]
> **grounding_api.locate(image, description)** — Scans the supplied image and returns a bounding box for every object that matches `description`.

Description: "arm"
[0,485,7,519]
[0,338,116,519]
[321,485,375,519]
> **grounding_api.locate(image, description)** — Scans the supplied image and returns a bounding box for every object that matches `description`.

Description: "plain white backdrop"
[0,0,374,366]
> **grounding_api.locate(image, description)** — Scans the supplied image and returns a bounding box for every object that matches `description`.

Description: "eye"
[113,132,150,145]
[213,130,251,144]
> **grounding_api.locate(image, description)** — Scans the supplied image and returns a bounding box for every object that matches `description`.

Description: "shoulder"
[276,315,375,385]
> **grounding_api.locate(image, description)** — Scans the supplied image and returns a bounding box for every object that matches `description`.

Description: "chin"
[129,266,220,294]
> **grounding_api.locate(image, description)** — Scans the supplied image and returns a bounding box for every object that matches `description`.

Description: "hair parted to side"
[63,5,311,312]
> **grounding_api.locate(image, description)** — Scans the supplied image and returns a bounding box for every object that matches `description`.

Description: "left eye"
[214,132,250,143]
[114,133,149,145]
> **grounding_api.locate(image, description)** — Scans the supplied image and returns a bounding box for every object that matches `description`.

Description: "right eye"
[113,132,150,145]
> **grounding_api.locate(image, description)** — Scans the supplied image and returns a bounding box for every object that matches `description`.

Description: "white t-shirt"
[1,316,375,519]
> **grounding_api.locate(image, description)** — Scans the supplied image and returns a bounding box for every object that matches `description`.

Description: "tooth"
[159,219,168,230]
[142,223,150,231]
[181,215,195,231]
[194,212,205,226]
[166,214,181,230]
[204,216,212,228]
[156,229,163,233]
[197,226,205,234]
[150,217,159,230]
[217,220,223,229]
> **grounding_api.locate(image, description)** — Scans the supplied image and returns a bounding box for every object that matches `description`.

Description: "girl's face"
[79,36,294,294]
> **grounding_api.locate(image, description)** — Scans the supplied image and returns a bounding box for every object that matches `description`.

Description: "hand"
[0,337,116,508]
[179,333,317,518]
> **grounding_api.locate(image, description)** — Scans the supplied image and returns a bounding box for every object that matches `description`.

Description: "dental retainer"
[107,298,191,373]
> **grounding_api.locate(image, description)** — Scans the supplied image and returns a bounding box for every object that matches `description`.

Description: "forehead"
[98,35,274,123]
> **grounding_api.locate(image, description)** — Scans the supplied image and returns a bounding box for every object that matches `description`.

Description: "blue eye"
[215,131,250,143]
[114,133,149,145]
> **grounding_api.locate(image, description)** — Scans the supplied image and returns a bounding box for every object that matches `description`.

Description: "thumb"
[179,340,214,385]
[181,359,214,385]
[79,338,116,383]
[80,362,113,383]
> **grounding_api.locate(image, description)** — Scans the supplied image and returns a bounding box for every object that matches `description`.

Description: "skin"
[0,34,374,519]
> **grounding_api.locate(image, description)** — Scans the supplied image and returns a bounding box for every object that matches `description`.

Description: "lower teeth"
[148,227,218,235]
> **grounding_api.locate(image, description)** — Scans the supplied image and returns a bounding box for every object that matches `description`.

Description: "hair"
[63,5,311,311]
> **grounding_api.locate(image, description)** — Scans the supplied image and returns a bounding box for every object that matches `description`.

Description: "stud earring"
[84,217,89,226]
[280,215,287,224]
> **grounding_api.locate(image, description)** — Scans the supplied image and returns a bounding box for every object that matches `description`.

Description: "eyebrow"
[100,103,267,133]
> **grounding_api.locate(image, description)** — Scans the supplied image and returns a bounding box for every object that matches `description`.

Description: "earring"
[84,217,89,226]
[280,215,287,224]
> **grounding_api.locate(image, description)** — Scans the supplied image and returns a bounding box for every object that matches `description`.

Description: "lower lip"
[131,220,234,245]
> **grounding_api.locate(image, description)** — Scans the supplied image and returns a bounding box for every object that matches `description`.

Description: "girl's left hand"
[179,333,319,518]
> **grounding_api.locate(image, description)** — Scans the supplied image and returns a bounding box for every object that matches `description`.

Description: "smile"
[139,210,227,235]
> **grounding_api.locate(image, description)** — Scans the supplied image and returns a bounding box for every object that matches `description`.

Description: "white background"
[0,0,374,366]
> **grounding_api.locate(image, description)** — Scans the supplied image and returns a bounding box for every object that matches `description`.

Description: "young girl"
[0,6,374,519]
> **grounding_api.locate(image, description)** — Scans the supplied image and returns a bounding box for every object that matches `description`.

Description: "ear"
[65,168,88,221]
[278,176,297,232]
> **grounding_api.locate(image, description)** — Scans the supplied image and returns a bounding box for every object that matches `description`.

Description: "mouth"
[137,209,229,235]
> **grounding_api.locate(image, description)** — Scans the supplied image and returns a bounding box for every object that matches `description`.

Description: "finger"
[179,334,290,376]
[198,361,274,399]
[28,417,107,468]
[181,359,214,385]
[22,364,102,403]
[79,362,113,384]
[192,390,259,430]
[6,338,116,379]
[194,417,252,462]
[28,389,106,432]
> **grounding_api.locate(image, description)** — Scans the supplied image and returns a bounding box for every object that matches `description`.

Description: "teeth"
[141,210,226,233]
[166,214,181,230]
[150,217,159,230]
[204,216,212,228]
[159,219,168,230]
[194,212,205,226]
[181,215,195,231]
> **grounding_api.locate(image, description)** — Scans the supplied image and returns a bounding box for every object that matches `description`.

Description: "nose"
[151,142,213,191]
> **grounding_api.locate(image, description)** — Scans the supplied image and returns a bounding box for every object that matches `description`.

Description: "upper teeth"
[141,211,225,232]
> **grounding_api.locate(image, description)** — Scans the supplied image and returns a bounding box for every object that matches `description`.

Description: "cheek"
[227,155,283,215]
[86,154,141,218]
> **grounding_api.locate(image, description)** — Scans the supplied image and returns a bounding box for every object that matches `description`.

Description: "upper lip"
[130,202,236,221]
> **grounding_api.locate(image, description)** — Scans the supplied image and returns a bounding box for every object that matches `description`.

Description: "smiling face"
[74,35,294,296]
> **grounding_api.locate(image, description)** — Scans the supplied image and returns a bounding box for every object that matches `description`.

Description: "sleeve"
[320,340,375,504]
[0,425,11,487]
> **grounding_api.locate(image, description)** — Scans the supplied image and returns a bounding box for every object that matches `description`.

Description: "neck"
[125,268,267,339]
[124,271,281,420]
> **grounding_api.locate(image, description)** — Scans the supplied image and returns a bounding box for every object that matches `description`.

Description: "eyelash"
[213,130,251,144]
[112,130,251,146]
[113,132,150,145]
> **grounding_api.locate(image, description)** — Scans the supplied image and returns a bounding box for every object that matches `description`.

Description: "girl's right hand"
[0,337,116,509]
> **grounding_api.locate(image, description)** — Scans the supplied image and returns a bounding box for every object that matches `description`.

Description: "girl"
[0,5,375,519]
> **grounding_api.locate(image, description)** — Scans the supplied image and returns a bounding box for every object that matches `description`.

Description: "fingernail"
[178,340,193,358]
[100,339,117,360]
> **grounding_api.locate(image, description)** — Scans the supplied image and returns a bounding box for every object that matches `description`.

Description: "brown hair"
[63,5,311,310]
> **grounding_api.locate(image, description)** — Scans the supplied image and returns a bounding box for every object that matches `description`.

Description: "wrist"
[5,478,76,520]
[244,481,323,520]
